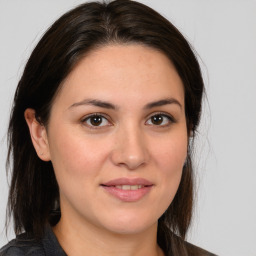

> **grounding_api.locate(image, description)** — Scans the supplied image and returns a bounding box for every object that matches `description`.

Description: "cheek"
[48,128,111,188]
[153,132,187,173]
[152,132,187,204]
[48,130,112,212]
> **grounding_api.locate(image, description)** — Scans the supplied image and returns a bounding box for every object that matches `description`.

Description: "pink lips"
[101,178,153,202]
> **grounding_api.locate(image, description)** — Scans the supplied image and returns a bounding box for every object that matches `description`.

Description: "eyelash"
[145,112,176,127]
[81,112,176,129]
[81,113,112,129]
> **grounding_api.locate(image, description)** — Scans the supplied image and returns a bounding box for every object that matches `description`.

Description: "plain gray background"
[0,0,256,255]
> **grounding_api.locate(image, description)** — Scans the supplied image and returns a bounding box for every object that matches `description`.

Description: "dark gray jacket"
[0,227,216,256]
[0,227,66,256]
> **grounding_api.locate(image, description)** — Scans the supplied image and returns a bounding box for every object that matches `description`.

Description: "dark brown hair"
[7,0,204,255]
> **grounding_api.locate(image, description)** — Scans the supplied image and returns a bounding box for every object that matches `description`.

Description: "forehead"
[54,44,184,108]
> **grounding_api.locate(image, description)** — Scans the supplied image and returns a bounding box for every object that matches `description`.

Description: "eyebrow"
[69,99,117,110]
[69,97,182,110]
[143,98,182,110]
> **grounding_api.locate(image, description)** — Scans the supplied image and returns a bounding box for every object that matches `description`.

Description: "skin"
[25,44,188,256]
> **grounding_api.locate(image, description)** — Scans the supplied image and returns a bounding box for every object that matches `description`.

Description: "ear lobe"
[24,108,51,161]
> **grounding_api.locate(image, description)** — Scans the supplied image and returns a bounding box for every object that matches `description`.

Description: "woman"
[0,0,216,255]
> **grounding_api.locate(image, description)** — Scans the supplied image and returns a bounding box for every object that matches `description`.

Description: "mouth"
[101,184,152,190]
[101,177,153,187]
[100,178,154,202]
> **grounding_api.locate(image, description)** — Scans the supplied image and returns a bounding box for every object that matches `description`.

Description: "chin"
[99,213,158,235]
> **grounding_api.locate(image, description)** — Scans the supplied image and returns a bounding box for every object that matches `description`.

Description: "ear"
[188,124,194,138]
[24,108,51,161]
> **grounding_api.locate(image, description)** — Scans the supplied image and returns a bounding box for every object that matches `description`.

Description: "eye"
[82,114,111,128]
[146,113,175,127]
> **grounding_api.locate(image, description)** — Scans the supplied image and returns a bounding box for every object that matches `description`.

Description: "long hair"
[6,1,204,255]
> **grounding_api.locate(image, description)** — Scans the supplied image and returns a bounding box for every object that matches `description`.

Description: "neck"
[53,215,164,256]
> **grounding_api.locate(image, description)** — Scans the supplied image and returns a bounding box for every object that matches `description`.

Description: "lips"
[100,178,153,202]
[102,177,153,187]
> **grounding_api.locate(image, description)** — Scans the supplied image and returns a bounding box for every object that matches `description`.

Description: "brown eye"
[151,115,164,125]
[82,114,110,128]
[146,113,174,126]
[90,116,103,126]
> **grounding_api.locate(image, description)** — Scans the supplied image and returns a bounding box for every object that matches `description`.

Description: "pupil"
[90,116,102,126]
[152,115,163,125]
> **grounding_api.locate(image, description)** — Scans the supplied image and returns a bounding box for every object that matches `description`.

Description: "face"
[41,45,188,235]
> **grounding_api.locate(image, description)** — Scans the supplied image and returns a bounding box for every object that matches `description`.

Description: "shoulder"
[184,240,217,256]
[166,234,217,256]
[0,233,45,256]
[0,226,66,256]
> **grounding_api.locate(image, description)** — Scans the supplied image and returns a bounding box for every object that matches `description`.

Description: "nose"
[110,126,149,170]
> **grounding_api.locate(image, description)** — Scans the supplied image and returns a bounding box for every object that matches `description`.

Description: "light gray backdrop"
[0,1,256,255]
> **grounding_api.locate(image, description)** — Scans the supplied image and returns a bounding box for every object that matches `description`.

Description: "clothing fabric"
[0,226,66,256]
[0,226,216,256]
